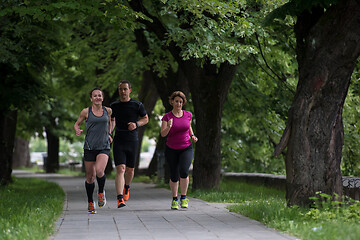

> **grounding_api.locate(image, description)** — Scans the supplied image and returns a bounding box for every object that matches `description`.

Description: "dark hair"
[118,80,132,89]
[89,87,103,98]
[169,91,187,105]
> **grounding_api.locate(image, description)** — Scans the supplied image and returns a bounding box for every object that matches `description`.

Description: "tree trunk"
[275,0,360,206]
[12,137,31,168]
[128,1,237,189]
[145,68,188,180]
[103,89,119,175]
[135,70,159,175]
[0,110,17,186]
[184,61,237,189]
[45,126,59,173]
[133,28,189,179]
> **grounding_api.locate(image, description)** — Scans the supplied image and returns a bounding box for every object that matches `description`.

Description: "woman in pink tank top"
[161,91,198,210]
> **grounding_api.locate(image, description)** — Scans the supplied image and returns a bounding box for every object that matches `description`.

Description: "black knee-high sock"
[85,181,95,203]
[96,175,106,193]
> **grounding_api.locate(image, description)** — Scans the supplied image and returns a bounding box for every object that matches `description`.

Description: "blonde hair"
[169,91,187,105]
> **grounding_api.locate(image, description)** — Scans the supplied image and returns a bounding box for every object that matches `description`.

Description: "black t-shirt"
[110,98,147,142]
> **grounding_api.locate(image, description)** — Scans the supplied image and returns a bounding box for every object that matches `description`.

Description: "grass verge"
[0,177,65,240]
[189,179,360,240]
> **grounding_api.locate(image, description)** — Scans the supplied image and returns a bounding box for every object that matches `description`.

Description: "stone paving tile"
[13,170,299,240]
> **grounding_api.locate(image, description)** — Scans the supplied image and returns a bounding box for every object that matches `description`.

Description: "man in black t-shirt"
[110,80,149,208]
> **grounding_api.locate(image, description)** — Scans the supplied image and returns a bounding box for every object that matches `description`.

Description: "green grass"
[7,171,360,240]
[189,179,360,240]
[0,177,65,240]
[19,166,85,177]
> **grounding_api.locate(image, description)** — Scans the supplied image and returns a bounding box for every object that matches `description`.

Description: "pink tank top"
[161,110,192,149]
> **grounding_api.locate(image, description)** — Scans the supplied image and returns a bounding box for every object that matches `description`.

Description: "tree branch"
[255,32,286,83]
[274,123,291,157]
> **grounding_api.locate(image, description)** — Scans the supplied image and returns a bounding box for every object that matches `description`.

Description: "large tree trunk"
[133,28,189,179]
[275,0,360,206]
[45,125,59,173]
[0,110,17,186]
[135,70,159,175]
[128,1,237,189]
[185,61,237,189]
[145,69,188,180]
[12,137,31,168]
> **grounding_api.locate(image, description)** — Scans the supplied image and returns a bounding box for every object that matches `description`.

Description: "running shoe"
[117,198,126,208]
[98,190,106,208]
[123,187,130,201]
[171,200,179,210]
[180,198,189,208]
[88,201,96,214]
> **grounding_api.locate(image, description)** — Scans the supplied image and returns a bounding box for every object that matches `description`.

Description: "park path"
[13,170,298,240]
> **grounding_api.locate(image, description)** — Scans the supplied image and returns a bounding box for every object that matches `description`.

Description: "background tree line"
[1,0,360,206]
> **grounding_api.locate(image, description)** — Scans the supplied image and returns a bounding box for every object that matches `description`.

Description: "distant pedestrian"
[110,80,149,208]
[74,88,112,214]
[160,91,198,209]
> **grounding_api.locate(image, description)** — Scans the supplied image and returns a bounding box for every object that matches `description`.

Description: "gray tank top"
[84,106,110,150]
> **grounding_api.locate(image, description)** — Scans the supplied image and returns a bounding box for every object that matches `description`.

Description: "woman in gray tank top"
[74,88,113,214]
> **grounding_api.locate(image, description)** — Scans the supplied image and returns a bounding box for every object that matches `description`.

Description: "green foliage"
[2,0,147,146]
[144,99,166,140]
[0,177,64,240]
[342,66,360,176]
[219,0,359,176]
[191,179,360,240]
[29,137,47,152]
[221,21,297,173]
[308,192,360,222]
[59,140,83,163]
[160,0,263,65]
[190,179,285,202]
[4,0,360,179]
[141,136,150,152]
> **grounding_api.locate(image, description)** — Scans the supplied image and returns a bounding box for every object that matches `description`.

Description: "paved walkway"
[13,170,298,240]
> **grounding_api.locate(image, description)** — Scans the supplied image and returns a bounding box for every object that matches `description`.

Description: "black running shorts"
[113,140,138,168]
[84,149,110,162]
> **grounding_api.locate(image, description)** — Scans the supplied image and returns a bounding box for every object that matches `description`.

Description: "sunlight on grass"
[0,178,64,240]
[189,179,360,240]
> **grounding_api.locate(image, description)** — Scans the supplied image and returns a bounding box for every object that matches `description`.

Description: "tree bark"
[0,110,17,186]
[133,28,189,179]
[276,0,360,206]
[143,68,188,180]
[12,137,31,168]
[128,1,238,189]
[103,89,118,175]
[135,70,159,175]
[184,60,237,189]
[45,125,60,173]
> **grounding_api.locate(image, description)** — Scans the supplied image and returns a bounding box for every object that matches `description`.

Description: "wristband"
[191,134,195,137]
[109,133,113,137]
[136,122,139,128]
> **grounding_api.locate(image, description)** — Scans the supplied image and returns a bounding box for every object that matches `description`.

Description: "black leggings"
[165,145,193,182]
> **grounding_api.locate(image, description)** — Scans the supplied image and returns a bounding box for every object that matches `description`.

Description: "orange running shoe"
[123,187,130,201]
[117,198,126,208]
[98,190,106,207]
[88,201,96,214]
